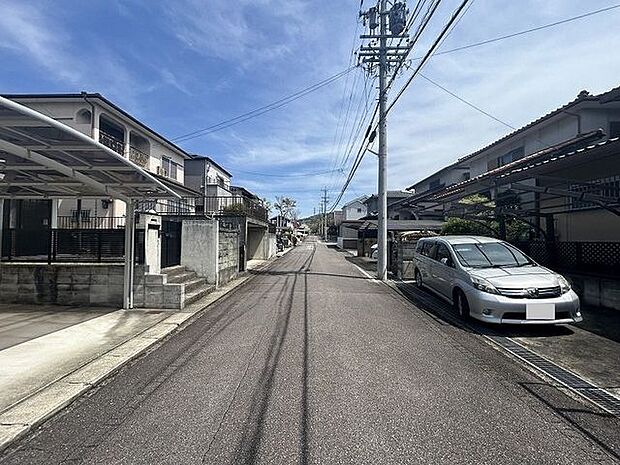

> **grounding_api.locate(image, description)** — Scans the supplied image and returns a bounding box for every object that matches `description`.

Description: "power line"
[419,73,516,130]
[330,1,444,206]
[418,3,620,59]
[387,0,472,115]
[330,3,618,212]
[233,168,343,178]
[172,66,357,143]
[330,0,470,212]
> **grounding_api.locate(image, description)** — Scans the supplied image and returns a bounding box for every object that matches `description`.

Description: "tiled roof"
[431,131,616,203]
[406,85,620,191]
[455,87,619,164]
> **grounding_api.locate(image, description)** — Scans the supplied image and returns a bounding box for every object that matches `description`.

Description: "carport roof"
[0,96,180,201]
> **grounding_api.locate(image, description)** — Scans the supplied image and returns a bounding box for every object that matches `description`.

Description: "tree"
[274,196,297,219]
[262,197,272,214]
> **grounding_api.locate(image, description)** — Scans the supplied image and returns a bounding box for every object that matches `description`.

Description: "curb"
[0,251,289,453]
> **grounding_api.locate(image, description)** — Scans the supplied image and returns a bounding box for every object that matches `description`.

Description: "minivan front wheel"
[454,290,470,320]
[415,269,423,288]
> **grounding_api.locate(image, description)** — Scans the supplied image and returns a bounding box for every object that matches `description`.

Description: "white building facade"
[4,93,191,225]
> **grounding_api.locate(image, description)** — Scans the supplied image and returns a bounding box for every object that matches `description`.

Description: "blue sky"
[1,0,619,217]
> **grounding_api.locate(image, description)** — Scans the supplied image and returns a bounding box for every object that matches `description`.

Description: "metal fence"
[136,196,268,223]
[1,228,144,264]
[57,216,126,229]
[516,240,620,276]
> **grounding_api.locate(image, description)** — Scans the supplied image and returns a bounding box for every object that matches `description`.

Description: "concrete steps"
[161,266,214,308]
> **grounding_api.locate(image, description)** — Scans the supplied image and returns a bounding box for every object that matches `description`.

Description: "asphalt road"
[2,239,619,464]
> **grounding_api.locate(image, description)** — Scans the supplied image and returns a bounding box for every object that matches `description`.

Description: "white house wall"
[343,201,367,220]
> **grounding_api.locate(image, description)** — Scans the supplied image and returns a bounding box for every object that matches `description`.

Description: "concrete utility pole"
[359,1,409,280]
[321,187,329,241]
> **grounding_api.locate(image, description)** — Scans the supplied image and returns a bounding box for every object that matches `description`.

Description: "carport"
[397,132,620,309]
[400,132,620,240]
[0,96,180,309]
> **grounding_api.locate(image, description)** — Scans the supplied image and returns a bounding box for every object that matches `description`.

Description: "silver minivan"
[412,236,582,325]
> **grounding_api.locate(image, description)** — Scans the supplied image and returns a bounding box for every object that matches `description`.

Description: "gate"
[161,220,182,268]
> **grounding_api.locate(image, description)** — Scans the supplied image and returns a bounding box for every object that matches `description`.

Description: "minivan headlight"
[471,276,500,295]
[557,275,571,294]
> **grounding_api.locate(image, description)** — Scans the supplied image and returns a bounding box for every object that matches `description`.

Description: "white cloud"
[0,1,79,83]
[163,0,309,67]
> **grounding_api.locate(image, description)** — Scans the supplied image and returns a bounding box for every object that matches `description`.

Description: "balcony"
[206,196,268,222]
[57,216,126,229]
[99,130,124,155]
[129,146,149,168]
[134,196,268,223]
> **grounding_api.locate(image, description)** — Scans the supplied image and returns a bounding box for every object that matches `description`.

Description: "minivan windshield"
[452,242,533,268]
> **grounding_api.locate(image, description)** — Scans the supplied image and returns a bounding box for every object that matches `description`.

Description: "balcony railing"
[135,196,268,223]
[99,131,124,155]
[204,196,268,222]
[57,216,126,229]
[129,146,149,168]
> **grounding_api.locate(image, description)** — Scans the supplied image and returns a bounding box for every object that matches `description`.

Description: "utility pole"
[321,187,329,241]
[359,1,408,280]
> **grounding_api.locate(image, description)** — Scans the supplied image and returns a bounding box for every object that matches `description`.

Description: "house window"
[498,147,524,167]
[357,208,362,213]
[162,157,178,179]
[429,179,442,190]
[610,121,620,138]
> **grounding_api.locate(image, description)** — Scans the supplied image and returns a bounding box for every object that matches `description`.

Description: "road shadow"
[249,269,371,281]
[575,306,620,344]
[518,382,620,460]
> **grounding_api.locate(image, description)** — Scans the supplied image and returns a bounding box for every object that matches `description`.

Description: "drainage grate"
[488,335,620,417]
[397,282,620,417]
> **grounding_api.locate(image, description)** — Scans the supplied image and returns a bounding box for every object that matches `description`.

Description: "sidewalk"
[0,255,283,451]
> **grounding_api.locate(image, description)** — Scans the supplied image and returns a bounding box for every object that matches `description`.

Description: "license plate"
[526,303,555,320]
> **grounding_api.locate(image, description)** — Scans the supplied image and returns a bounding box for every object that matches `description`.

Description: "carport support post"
[123,199,136,309]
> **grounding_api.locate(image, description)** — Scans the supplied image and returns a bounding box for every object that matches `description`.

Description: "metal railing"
[57,216,126,229]
[202,196,268,222]
[1,228,144,264]
[136,196,268,222]
[99,131,124,155]
[129,146,149,168]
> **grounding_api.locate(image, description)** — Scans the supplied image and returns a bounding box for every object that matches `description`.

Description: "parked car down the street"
[412,236,582,325]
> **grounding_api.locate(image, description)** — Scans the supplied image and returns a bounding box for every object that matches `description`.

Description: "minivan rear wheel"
[455,290,470,320]
[415,269,423,288]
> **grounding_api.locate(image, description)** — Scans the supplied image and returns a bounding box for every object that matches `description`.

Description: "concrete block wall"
[569,274,620,311]
[133,273,184,309]
[181,219,218,284]
[0,264,146,307]
[218,229,239,286]
[0,263,188,309]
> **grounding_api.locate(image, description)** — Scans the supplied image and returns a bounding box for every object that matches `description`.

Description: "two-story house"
[2,93,194,229]
[405,85,620,242]
[342,196,368,220]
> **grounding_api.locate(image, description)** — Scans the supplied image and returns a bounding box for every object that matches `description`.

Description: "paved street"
[1,239,619,464]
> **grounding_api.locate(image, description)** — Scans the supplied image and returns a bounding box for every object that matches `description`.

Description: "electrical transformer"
[389,2,407,35]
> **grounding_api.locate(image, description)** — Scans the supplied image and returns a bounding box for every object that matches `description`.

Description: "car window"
[427,243,438,260]
[421,241,434,257]
[453,242,532,268]
[435,244,453,267]
[416,241,425,253]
